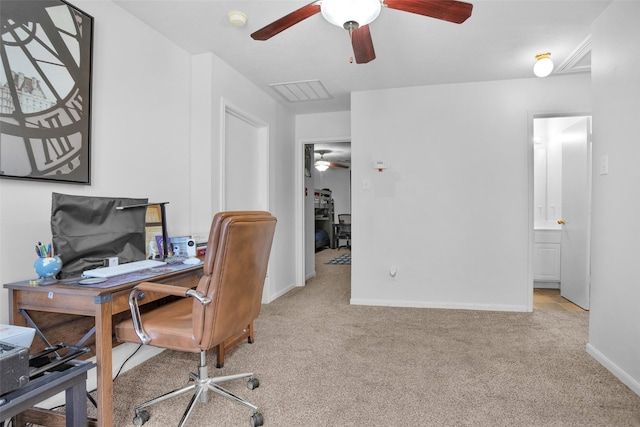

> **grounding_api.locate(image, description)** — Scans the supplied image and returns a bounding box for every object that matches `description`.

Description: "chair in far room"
[336,214,351,250]
[115,211,276,427]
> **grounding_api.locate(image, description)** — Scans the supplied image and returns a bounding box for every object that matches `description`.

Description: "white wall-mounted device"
[374,160,387,172]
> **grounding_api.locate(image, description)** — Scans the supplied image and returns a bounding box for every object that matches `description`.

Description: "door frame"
[220,99,271,299]
[220,99,270,211]
[295,136,351,288]
[528,110,591,311]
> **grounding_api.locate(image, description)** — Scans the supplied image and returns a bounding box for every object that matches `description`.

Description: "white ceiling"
[112,0,610,164]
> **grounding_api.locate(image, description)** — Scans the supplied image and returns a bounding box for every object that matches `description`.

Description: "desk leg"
[65,374,89,427]
[95,302,113,427]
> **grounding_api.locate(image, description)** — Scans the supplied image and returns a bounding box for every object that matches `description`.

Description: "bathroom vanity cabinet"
[533,229,561,286]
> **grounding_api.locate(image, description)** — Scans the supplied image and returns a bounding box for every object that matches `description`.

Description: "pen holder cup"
[34,256,62,285]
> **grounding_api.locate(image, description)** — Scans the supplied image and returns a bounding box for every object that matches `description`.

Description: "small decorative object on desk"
[33,242,62,285]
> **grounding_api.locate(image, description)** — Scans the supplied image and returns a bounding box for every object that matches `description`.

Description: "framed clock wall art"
[1,0,93,184]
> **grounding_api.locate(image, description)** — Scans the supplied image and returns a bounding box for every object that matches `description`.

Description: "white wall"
[0,0,192,324]
[587,0,640,395]
[351,75,591,310]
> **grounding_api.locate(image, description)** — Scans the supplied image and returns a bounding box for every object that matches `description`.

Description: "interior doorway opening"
[308,142,351,252]
[221,100,271,300]
[297,139,351,286]
[532,114,591,310]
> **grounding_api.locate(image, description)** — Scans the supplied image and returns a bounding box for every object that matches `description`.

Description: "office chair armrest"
[136,282,212,305]
[136,281,192,297]
[128,282,212,345]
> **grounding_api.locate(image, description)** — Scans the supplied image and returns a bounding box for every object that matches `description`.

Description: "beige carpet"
[108,249,640,426]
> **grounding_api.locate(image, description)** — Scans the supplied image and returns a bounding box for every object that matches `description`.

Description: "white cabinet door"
[534,243,561,282]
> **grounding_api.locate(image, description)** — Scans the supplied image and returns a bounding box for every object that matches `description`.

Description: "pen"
[36,242,50,257]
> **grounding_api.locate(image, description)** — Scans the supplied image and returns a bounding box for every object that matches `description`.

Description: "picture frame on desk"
[0,0,94,184]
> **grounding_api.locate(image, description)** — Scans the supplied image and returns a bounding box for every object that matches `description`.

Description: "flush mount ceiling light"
[321,0,381,31]
[315,150,331,172]
[228,11,247,27]
[534,52,554,78]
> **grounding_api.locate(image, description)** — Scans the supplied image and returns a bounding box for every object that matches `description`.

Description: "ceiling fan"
[315,150,350,171]
[251,0,473,64]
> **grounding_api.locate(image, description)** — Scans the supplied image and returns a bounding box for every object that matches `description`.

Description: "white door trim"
[220,98,271,299]
[528,110,591,311]
[295,136,351,288]
[220,98,270,212]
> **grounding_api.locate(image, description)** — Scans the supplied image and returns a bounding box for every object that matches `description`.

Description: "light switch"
[600,155,609,175]
[362,179,370,190]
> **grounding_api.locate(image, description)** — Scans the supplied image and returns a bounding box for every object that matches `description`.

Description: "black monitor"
[51,193,148,278]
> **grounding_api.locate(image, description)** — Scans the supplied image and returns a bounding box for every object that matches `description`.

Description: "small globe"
[34,256,63,279]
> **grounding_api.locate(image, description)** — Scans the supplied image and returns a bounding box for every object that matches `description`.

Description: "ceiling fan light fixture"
[315,159,330,171]
[533,52,554,77]
[315,150,331,171]
[321,0,381,28]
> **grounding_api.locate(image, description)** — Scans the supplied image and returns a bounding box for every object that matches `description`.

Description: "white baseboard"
[35,343,164,410]
[349,298,529,312]
[268,282,298,302]
[534,281,560,289]
[586,343,640,396]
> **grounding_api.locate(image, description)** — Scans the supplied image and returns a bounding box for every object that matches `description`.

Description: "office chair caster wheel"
[247,377,260,390]
[133,409,150,426]
[250,411,264,426]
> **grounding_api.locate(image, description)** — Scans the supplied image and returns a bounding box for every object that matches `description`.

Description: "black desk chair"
[336,214,351,250]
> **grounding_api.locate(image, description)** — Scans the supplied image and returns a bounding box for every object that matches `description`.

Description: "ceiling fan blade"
[251,2,321,41]
[351,25,376,64]
[383,0,473,24]
[330,163,350,169]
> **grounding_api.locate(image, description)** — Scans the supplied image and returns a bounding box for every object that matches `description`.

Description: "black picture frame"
[0,0,94,184]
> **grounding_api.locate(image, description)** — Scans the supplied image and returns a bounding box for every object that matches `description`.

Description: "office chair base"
[131,353,263,426]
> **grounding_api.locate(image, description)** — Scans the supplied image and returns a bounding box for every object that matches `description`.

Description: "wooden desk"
[4,264,203,427]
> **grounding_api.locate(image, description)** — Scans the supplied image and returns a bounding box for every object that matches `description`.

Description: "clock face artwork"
[0,0,93,183]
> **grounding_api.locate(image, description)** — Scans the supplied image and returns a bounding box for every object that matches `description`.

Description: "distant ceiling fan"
[251,0,473,64]
[315,150,349,171]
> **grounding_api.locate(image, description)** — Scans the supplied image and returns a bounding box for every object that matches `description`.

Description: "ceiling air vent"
[269,80,332,102]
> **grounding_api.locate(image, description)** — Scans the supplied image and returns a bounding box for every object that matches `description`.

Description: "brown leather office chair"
[115,212,276,427]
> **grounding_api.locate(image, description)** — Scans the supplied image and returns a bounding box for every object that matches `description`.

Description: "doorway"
[532,114,591,309]
[221,100,270,298]
[222,102,269,211]
[296,138,351,285]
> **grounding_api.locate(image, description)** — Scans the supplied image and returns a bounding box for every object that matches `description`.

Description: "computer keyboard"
[82,259,167,278]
